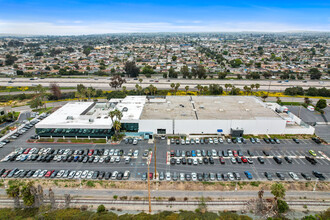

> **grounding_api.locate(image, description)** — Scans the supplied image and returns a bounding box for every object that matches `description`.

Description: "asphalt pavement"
[0,126,329,182]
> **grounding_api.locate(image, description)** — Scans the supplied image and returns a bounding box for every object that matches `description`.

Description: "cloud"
[0,20,328,35]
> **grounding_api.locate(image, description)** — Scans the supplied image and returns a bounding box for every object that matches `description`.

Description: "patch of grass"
[202,181,215,185]
[250,181,261,187]
[86,181,95,187]
[57,138,69,142]
[37,138,54,142]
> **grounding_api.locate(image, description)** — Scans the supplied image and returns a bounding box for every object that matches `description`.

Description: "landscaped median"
[27,138,107,144]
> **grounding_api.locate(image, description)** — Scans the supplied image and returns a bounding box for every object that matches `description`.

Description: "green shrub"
[277,199,289,213]
[97,204,106,213]
[86,181,95,187]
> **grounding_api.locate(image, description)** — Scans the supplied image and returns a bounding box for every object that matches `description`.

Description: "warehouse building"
[35,96,314,138]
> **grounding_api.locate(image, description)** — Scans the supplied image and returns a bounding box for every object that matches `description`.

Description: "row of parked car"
[264,171,326,181]
[3,147,140,164]
[143,171,253,181]
[0,168,131,180]
[9,114,47,140]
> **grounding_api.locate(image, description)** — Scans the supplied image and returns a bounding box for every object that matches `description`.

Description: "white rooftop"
[110,96,146,123]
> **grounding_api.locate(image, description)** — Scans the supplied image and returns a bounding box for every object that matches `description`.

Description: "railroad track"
[0,199,329,207]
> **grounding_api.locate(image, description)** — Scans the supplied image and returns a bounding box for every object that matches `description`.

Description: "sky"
[0,0,329,35]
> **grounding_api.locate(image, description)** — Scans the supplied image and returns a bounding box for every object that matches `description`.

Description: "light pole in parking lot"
[147,160,151,213]
[154,139,157,179]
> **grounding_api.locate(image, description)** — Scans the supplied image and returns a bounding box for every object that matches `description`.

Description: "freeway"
[1,77,329,92]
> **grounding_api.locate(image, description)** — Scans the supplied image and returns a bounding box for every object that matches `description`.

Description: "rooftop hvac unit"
[89,119,94,123]
[122,107,128,112]
[245,109,250,111]
[181,113,187,116]
[219,109,224,112]
[238,101,244,104]
[66,116,74,120]
[199,106,204,109]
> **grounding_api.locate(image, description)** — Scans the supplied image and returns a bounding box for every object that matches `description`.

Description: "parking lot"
[0,123,330,182]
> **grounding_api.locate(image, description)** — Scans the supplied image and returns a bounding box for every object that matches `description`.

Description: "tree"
[168,67,178,78]
[86,87,96,100]
[5,54,17,66]
[271,183,286,200]
[170,83,175,94]
[309,68,322,80]
[180,65,189,78]
[277,199,289,213]
[124,61,140,77]
[97,204,106,213]
[82,46,93,56]
[218,72,227,79]
[224,84,232,93]
[230,59,242,68]
[196,65,206,79]
[141,65,155,76]
[255,83,260,91]
[316,99,327,110]
[185,86,189,94]
[139,78,143,84]
[30,97,43,109]
[6,183,20,208]
[109,75,126,89]
[21,182,35,207]
[172,55,177,61]
[174,83,180,94]
[50,83,61,100]
[209,84,223,95]
[304,97,311,105]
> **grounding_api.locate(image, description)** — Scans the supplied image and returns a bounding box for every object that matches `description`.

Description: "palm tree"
[113,109,123,121]
[203,86,208,95]
[196,84,202,95]
[170,83,175,94]
[122,86,127,94]
[139,78,143,84]
[255,83,260,91]
[185,86,189,94]
[86,87,96,100]
[144,88,150,95]
[108,111,116,123]
[6,183,20,208]
[113,120,121,135]
[251,84,255,92]
[174,83,180,95]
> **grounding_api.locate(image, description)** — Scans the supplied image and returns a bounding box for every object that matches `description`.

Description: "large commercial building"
[35,96,314,138]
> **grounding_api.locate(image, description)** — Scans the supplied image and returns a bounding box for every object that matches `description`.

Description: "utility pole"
[154,139,157,179]
[147,160,151,213]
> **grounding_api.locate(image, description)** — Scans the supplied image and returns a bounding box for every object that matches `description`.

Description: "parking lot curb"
[26,141,95,145]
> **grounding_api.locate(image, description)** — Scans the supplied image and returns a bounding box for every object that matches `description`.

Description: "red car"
[233,150,238,157]
[88,149,94,156]
[24,148,31,154]
[149,172,153,179]
[2,169,11,178]
[241,156,248,163]
[45,170,54,178]
[170,150,175,157]
[219,157,225,164]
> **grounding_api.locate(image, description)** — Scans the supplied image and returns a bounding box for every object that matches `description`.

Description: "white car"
[181,150,185,157]
[133,139,138,145]
[185,139,190,144]
[196,150,201,157]
[87,171,94,179]
[219,138,224,143]
[228,150,233,157]
[103,149,109,156]
[181,139,185,145]
[81,170,89,179]
[38,170,48,178]
[68,171,76,179]
[179,173,185,181]
[230,157,236,164]
[74,171,82,179]
[192,172,197,181]
[133,150,139,157]
[193,158,198,165]
[109,149,114,156]
[33,169,41,178]
[227,172,235,181]
[56,170,65,178]
[195,138,200,144]
[99,157,104,163]
[111,171,118,180]
[165,172,171,181]
[110,157,115,163]
[227,138,232,143]
[209,138,213,144]
[255,138,260,143]
[214,138,218,144]
[289,172,299,180]
[212,149,217,157]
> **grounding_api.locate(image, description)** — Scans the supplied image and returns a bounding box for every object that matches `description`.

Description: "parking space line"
[290,151,296,156]
[317,159,325,165]
[298,158,306,165]
[295,159,300,165]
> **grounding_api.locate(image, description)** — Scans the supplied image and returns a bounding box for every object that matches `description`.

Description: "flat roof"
[36,102,113,129]
[140,96,281,120]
